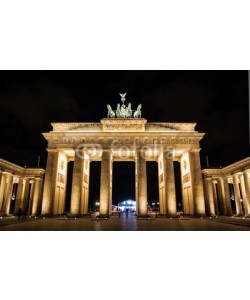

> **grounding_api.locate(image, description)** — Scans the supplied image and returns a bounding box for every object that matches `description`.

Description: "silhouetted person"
[22,209,27,220]
[17,208,22,221]
[126,209,129,218]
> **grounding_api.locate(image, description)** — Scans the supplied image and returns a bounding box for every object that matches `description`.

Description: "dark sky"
[0,71,249,168]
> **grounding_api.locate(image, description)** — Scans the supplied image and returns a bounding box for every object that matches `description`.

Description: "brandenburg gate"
[41,94,206,218]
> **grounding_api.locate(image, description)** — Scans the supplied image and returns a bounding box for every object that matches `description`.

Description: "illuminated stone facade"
[202,157,250,216]
[41,118,206,217]
[0,158,45,216]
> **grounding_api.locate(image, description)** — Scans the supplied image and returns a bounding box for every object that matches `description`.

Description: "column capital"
[205,177,213,181]
[217,177,224,182]
[243,169,250,175]
[46,148,59,153]
[189,148,202,153]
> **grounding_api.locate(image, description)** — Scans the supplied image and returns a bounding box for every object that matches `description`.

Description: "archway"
[112,162,135,216]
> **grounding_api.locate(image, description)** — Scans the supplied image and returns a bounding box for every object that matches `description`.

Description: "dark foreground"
[1,214,250,231]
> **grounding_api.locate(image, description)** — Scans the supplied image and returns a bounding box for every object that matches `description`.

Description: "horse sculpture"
[116,103,121,118]
[107,105,115,118]
[108,101,142,118]
[133,104,142,118]
[127,103,132,118]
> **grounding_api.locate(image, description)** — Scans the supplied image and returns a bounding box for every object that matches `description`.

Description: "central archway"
[112,162,135,214]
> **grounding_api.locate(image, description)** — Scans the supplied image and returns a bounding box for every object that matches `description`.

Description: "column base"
[137,214,151,219]
[166,214,177,218]
[97,214,110,219]
[208,213,217,217]
[41,213,51,218]
[195,213,206,217]
[0,213,11,217]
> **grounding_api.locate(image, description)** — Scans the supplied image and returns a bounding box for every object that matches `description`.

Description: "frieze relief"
[48,136,200,146]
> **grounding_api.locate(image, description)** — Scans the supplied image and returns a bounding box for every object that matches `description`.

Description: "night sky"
[0,71,249,207]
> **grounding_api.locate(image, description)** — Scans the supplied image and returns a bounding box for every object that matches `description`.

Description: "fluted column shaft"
[243,170,250,215]
[136,152,148,217]
[99,150,112,217]
[233,174,243,216]
[223,177,233,216]
[31,178,43,216]
[22,179,30,211]
[205,178,215,216]
[164,151,176,217]
[190,150,206,216]
[70,150,84,216]
[217,178,226,215]
[3,175,14,215]
[0,173,7,213]
[41,150,58,215]
[14,178,23,215]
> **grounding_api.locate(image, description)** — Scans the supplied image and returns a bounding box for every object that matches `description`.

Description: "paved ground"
[1,214,250,231]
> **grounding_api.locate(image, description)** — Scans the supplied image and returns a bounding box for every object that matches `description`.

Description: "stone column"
[13,178,23,215]
[70,149,84,216]
[41,150,59,215]
[233,174,243,216]
[99,150,111,218]
[158,152,165,215]
[243,170,250,216]
[22,179,30,211]
[223,177,233,216]
[217,178,226,215]
[31,178,43,216]
[135,155,139,215]
[80,156,90,215]
[212,180,219,215]
[136,152,148,218]
[28,181,35,215]
[190,150,206,216]
[0,173,7,214]
[163,151,176,217]
[2,175,14,215]
[205,178,215,216]
[239,173,249,216]
[109,160,113,216]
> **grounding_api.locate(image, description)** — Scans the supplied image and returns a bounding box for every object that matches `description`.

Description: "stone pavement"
[1,214,250,231]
